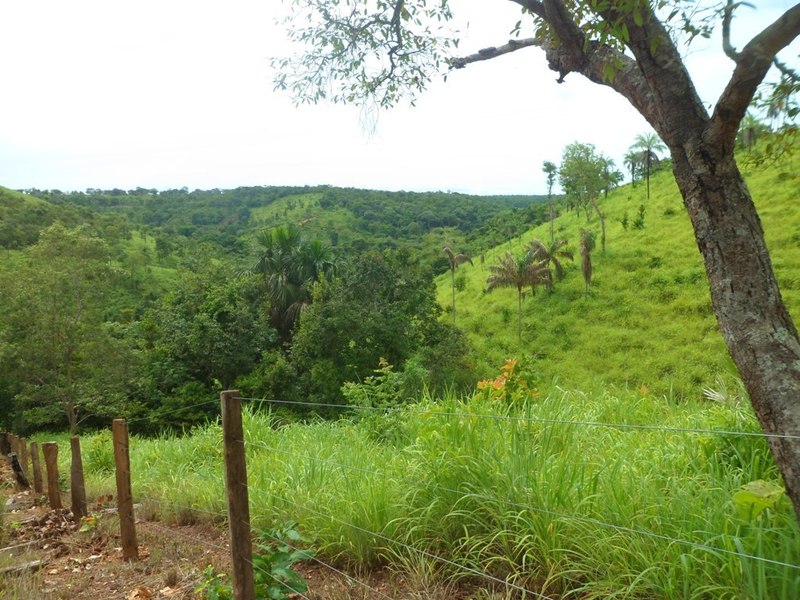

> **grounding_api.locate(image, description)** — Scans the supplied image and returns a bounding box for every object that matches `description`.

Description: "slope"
[439,154,800,399]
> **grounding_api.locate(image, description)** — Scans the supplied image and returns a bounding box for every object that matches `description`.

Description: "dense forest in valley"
[0,183,549,433]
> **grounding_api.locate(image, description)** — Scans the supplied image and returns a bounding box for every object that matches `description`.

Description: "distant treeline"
[10,185,553,269]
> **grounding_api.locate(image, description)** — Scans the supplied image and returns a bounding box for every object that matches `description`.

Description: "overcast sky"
[0,1,796,196]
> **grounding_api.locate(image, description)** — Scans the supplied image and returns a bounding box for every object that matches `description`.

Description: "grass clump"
[71,377,800,598]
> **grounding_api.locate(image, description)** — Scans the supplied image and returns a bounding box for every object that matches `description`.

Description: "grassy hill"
[438,154,800,399]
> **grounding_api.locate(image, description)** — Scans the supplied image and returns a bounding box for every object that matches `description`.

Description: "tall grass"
[72,384,800,599]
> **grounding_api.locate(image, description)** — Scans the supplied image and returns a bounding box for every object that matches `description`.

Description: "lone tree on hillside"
[487,251,551,340]
[559,142,609,253]
[275,1,800,519]
[631,132,667,200]
[443,246,473,324]
[542,160,558,243]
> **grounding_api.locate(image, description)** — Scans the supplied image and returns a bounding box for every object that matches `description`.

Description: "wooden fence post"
[18,437,30,481]
[221,390,255,600]
[42,442,62,509]
[0,431,10,454]
[70,436,88,520]
[112,419,138,561]
[29,441,44,494]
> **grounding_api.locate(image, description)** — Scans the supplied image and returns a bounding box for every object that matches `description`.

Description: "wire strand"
[240,437,800,571]
[243,482,553,599]
[135,493,229,522]
[237,396,800,440]
[125,398,220,425]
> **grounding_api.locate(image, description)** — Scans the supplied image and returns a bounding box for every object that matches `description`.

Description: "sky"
[0,0,796,196]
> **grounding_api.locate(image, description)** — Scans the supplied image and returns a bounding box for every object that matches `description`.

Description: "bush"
[82,430,115,476]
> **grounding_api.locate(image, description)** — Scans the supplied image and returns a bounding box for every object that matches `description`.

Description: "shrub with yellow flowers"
[476,358,540,404]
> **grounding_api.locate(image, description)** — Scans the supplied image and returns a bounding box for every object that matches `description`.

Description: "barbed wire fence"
[4,387,800,600]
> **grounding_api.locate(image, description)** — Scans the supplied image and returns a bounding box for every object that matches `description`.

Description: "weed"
[195,522,312,600]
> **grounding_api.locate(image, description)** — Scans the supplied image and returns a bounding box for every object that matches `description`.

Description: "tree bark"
[670,141,800,519]
[536,1,800,520]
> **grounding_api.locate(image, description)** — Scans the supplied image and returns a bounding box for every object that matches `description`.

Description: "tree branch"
[595,3,710,142]
[711,3,800,149]
[722,0,742,61]
[509,0,544,18]
[449,38,539,69]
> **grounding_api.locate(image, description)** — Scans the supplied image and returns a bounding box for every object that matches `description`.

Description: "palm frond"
[444,246,473,269]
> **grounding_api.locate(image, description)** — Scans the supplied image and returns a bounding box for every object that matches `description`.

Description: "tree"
[600,156,624,199]
[527,238,573,290]
[290,251,465,405]
[276,0,800,519]
[737,112,770,150]
[542,160,558,243]
[443,246,473,324]
[248,224,335,341]
[486,251,550,340]
[631,132,667,200]
[623,150,641,187]
[559,142,609,253]
[139,264,274,403]
[0,223,132,432]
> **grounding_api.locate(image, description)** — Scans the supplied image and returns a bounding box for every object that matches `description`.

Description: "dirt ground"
[1,458,488,600]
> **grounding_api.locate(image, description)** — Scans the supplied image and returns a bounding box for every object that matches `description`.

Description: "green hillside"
[438,156,800,398]
[19,185,548,270]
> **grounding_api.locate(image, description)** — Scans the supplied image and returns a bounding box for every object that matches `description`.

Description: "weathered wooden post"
[18,437,30,481]
[0,431,10,454]
[70,436,88,520]
[42,442,62,509]
[112,419,138,561]
[221,390,255,600]
[29,441,44,494]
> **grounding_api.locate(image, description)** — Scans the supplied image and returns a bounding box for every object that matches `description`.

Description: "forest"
[0,183,548,434]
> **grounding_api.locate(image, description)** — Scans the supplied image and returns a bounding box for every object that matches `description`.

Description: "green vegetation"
[437,148,800,398]
[68,377,799,599]
[7,137,800,598]
[196,523,312,600]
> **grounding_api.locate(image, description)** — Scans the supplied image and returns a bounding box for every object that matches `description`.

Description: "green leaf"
[732,480,785,521]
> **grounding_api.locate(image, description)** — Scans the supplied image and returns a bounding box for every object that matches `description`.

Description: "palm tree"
[737,112,769,150]
[579,229,595,294]
[632,132,666,199]
[527,238,573,290]
[249,224,334,340]
[487,251,550,340]
[443,246,472,324]
[623,150,641,187]
[600,157,623,199]
[542,160,558,244]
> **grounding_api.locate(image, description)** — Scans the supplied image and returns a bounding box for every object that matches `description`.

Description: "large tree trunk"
[672,140,800,519]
